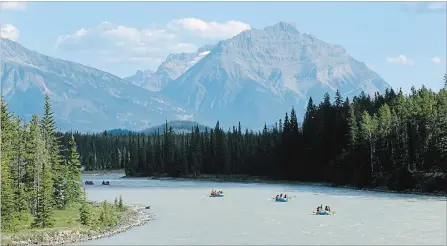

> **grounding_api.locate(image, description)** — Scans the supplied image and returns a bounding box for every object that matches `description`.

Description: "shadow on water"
[82,175,446,202]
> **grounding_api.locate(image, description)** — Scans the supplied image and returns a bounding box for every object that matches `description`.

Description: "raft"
[315,210,332,215]
[209,193,224,197]
[275,197,288,202]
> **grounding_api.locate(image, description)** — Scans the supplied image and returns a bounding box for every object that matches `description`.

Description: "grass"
[1,201,129,244]
[2,205,83,234]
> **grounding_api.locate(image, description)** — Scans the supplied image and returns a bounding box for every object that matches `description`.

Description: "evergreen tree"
[11,82,443,195]
[23,116,40,215]
[0,99,18,230]
[79,201,93,226]
[118,195,124,211]
[65,134,83,205]
[41,94,65,209]
[1,149,17,231]
[33,146,54,228]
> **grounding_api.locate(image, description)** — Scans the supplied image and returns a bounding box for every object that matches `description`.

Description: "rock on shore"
[2,205,153,246]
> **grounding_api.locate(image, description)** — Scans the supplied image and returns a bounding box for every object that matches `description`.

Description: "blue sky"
[1,1,446,93]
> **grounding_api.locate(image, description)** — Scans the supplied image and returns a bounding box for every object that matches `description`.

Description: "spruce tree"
[0,99,18,230]
[40,94,65,209]
[1,154,17,231]
[65,134,83,205]
[23,117,40,215]
[33,132,54,228]
[79,190,92,227]
[118,195,124,211]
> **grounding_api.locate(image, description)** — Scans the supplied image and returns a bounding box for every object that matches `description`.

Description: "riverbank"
[1,203,153,246]
[147,174,447,197]
[82,169,125,176]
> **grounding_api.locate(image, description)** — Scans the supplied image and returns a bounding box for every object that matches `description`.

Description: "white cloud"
[56,21,197,69]
[427,2,446,10]
[431,57,442,64]
[0,1,26,10]
[168,18,251,39]
[55,18,251,71]
[56,21,179,50]
[386,55,414,66]
[402,2,446,13]
[1,24,20,41]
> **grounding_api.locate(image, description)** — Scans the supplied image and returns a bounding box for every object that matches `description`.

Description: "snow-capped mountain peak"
[124,44,215,91]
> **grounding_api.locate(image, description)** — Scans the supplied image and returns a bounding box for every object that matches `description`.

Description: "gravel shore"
[2,204,153,246]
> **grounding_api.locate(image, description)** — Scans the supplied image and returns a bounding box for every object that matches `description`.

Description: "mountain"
[0,38,194,132]
[137,22,390,128]
[2,21,391,133]
[124,45,215,91]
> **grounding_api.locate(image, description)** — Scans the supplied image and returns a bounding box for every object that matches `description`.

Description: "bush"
[79,202,93,226]
[98,201,118,228]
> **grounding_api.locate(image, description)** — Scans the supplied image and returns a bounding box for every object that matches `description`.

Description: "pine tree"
[1,152,18,231]
[79,190,92,227]
[40,95,65,209]
[33,127,54,228]
[79,202,92,226]
[0,99,18,230]
[334,89,343,108]
[65,134,83,206]
[118,195,124,211]
[33,154,54,228]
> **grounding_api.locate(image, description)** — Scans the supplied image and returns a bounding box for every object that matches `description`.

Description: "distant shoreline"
[82,169,126,176]
[82,170,446,197]
[147,174,447,197]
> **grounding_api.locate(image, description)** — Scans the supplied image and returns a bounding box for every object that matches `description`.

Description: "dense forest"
[62,77,447,193]
[1,96,85,230]
[107,120,209,136]
[0,96,122,232]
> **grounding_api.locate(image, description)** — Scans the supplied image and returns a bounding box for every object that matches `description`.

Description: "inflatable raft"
[275,197,288,202]
[209,193,224,197]
[315,210,333,215]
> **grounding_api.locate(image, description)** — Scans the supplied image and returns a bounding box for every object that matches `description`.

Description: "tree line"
[64,80,447,193]
[1,96,85,231]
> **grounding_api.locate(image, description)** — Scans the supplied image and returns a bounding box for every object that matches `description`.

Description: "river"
[74,174,446,245]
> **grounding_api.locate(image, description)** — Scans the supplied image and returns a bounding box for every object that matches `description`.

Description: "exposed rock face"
[3,21,390,131]
[129,22,389,128]
[1,38,193,132]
